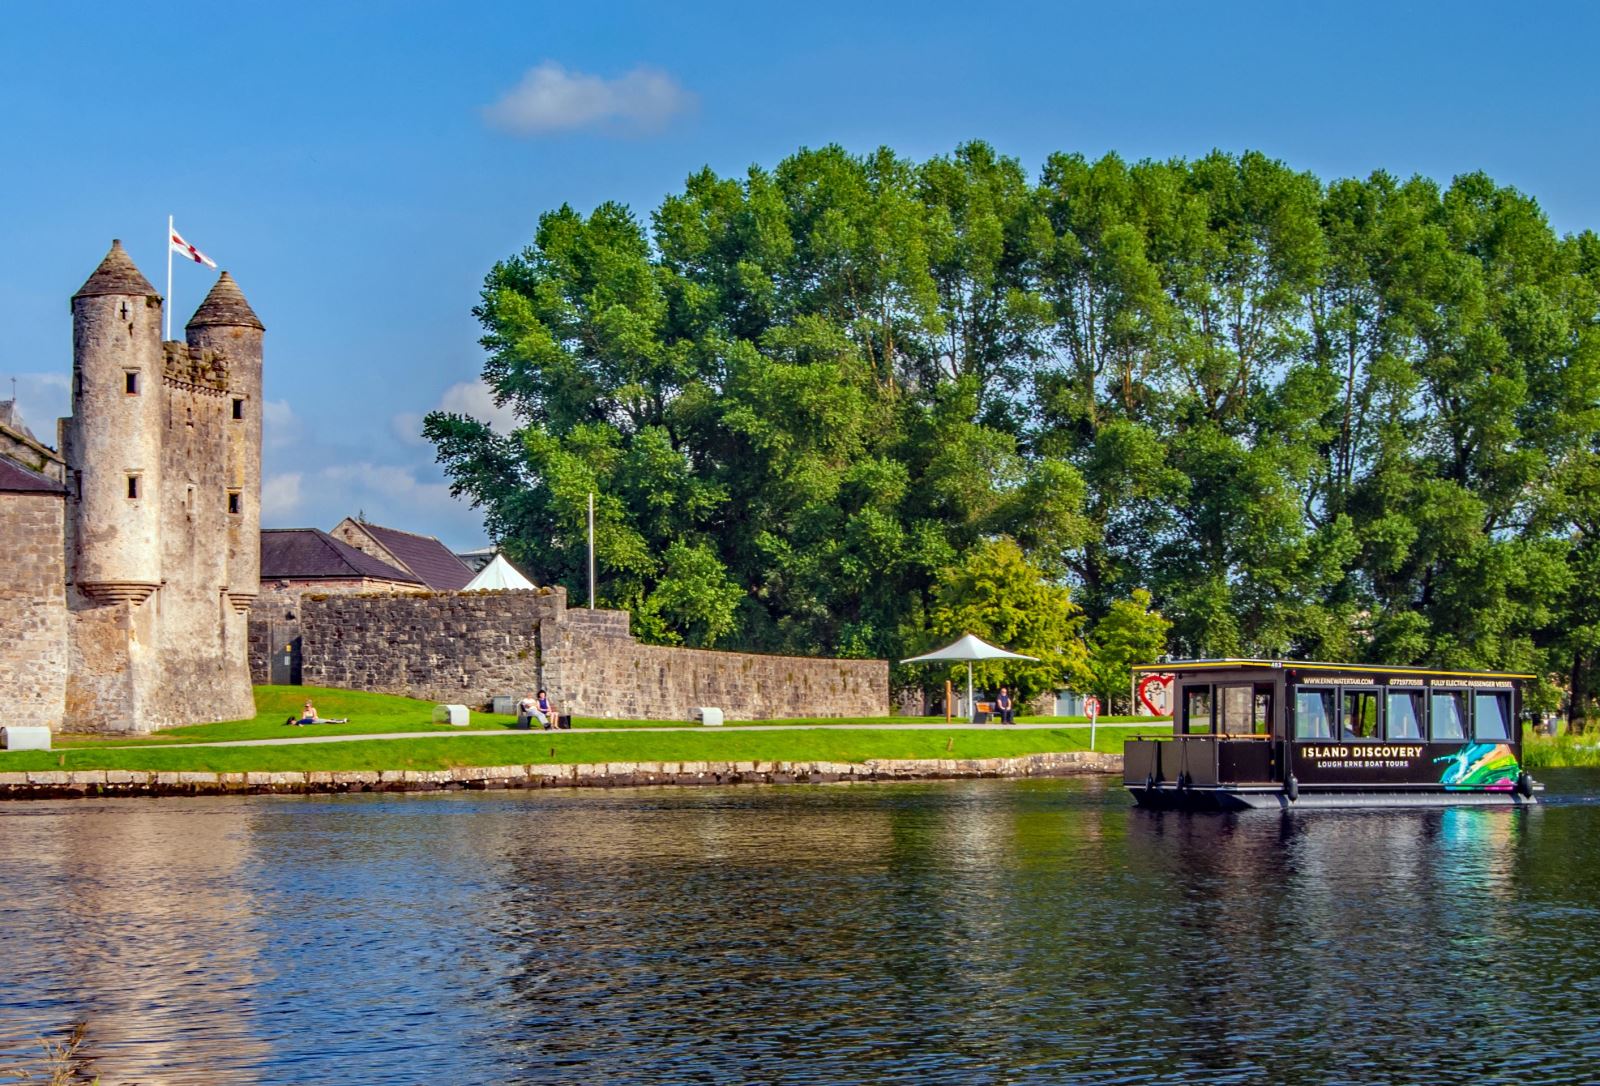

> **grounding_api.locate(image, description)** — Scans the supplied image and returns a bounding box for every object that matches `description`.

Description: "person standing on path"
[997,688,1015,725]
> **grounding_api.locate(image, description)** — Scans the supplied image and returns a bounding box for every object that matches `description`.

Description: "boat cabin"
[1123,660,1536,809]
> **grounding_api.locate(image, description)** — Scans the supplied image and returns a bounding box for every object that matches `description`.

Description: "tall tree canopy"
[426,144,1600,722]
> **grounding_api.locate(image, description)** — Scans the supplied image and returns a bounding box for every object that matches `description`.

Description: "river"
[2,773,1598,1084]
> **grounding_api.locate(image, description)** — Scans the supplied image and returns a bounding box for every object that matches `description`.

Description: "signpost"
[1086,696,1101,751]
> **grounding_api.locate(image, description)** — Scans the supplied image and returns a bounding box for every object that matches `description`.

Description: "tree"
[1084,589,1171,712]
[427,142,1600,713]
[925,537,1090,703]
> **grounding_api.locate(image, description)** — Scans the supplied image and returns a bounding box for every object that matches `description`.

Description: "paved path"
[75,721,1150,751]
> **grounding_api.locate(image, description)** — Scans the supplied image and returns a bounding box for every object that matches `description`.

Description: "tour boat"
[1123,660,1539,810]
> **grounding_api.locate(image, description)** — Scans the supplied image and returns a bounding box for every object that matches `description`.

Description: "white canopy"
[901,634,1038,722]
[464,553,536,592]
[901,633,1038,665]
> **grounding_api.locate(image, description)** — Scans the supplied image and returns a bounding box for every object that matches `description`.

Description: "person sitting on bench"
[535,689,561,731]
[287,699,348,726]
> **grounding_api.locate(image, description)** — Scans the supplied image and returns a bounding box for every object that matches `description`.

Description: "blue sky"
[2,0,1596,549]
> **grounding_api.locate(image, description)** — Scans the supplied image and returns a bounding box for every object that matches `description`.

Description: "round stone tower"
[69,240,164,604]
[186,272,264,612]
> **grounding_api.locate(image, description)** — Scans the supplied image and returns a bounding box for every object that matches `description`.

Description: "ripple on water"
[1,775,1599,1084]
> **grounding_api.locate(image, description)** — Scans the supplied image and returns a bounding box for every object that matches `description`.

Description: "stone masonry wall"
[300,589,568,702]
[0,491,68,728]
[249,578,426,683]
[542,622,887,720]
[296,589,889,720]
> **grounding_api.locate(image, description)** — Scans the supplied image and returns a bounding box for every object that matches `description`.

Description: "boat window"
[1341,689,1381,740]
[1386,690,1424,740]
[1254,687,1273,735]
[1474,692,1510,741]
[1219,685,1254,735]
[1294,688,1335,739]
[1431,690,1467,742]
[1184,687,1212,734]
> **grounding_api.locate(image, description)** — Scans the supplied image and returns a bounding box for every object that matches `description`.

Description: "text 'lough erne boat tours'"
[1123,660,1540,810]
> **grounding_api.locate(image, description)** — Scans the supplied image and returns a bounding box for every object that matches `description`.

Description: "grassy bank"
[49,686,1159,748]
[1523,732,1600,769]
[1,725,1138,775]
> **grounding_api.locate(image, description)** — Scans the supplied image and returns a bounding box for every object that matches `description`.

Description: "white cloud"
[390,411,427,446]
[436,380,520,434]
[319,462,463,517]
[261,472,303,518]
[261,399,302,451]
[484,61,695,135]
[392,379,519,445]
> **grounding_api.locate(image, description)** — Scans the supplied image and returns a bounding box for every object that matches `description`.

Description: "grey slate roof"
[355,521,476,591]
[188,271,264,331]
[0,456,65,494]
[261,528,422,584]
[73,240,158,300]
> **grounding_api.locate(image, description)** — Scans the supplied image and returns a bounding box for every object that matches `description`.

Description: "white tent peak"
[900,633,1038,664]
[464,553,536,592]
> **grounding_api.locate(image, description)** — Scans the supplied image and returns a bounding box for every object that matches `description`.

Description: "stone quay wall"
[0,751,1121,801]
[0,491,69,729]
[295,588,888,719]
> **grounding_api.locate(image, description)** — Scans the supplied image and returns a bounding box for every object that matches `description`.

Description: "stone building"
[0,241,262,733]
[330,517,475,590]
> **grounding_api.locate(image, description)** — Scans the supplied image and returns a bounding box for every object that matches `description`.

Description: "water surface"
[3,773,1599,1084]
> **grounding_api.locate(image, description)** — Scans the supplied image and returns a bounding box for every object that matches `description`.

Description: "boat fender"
[1516,771,1534,799]
[1145,773,1155,793]
[1284,775,1299,803]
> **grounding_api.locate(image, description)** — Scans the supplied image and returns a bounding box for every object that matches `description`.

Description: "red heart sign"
[1137,673,1173,716]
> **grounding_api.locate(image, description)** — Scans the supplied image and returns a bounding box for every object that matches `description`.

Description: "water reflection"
[1,778,1598,1084]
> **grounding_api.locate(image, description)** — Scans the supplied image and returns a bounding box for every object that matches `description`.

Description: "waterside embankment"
[0,751,1121,800]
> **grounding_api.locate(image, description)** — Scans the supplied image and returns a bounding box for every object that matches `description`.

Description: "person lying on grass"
[285,699,349,726]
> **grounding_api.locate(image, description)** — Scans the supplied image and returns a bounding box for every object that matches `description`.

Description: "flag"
[170,225,217,268]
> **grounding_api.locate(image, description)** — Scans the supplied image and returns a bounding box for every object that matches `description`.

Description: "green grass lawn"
[1523,731,1600,769]
[48,686,1165,748]
[0,724,1140,775]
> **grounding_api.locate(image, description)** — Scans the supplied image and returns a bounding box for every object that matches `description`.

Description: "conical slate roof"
[73,240,158,300]
[187,271,264,330]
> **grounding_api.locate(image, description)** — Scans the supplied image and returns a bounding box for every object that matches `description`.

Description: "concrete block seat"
[2,726,52,751]
[433,704,470,727]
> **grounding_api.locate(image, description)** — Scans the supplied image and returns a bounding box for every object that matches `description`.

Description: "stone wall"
[543,621,886,720]
[300,589,568,701]
[0,491,68,729]
[248,578,425,683]
[0,752,1120,800]
[296,589,888,720]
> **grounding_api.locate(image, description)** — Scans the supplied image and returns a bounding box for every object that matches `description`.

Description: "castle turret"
[186,272,264,612]
[68,240,164,604]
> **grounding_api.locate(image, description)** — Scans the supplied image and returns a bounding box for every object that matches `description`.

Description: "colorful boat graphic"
[1434,743,1519,790]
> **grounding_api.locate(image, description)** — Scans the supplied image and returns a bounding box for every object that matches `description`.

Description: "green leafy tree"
[1085,589,1172,712]
[925,537,1090,703]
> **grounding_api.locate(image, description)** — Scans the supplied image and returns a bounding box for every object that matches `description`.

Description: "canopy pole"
[967,662,974,724]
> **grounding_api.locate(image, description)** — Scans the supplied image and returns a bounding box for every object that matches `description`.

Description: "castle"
[0,241,261,733]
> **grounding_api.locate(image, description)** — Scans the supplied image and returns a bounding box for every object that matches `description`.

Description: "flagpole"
[165,214,174,341]
[587,491,595,609]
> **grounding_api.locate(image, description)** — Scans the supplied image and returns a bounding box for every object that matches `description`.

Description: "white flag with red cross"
[169,224,217,268]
